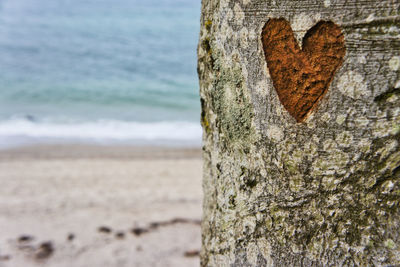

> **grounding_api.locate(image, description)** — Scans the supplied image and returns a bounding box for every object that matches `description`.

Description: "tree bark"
[198,0,400,266]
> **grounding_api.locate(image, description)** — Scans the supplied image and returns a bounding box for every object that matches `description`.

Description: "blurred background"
[0,0,203,266]
[0,0,201,147]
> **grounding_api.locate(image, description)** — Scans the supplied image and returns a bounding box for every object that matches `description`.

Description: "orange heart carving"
[261,18,345,122]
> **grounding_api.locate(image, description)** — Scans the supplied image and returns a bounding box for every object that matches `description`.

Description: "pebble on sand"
[67,233,75,241]
[98,226,112,234]
[18,235,34,242]
[131,227,148,236]
[115,232,125,239]
[184,250,200,257]
[35,241,54,259]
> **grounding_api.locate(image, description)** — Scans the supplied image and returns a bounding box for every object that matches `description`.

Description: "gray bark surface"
[198,0,400,266]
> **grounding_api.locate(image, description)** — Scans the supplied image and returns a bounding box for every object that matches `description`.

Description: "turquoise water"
[0,0,201,146]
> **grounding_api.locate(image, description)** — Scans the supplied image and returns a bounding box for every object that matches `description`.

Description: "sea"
[0,0,202,148]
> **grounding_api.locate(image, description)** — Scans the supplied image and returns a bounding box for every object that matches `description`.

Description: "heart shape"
[261,18,345,122]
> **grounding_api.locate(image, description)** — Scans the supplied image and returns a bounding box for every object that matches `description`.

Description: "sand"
[0,145,203,267]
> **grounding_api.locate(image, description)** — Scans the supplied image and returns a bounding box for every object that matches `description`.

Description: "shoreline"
[0,144,202,161]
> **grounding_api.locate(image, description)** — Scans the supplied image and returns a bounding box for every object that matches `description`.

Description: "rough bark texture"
[198,0,400,266]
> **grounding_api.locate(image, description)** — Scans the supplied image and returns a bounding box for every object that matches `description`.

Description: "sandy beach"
[0,145,203,267]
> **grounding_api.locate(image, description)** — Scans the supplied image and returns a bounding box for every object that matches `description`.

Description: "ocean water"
[0,0,201,147]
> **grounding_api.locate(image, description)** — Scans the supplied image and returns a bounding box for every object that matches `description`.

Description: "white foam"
[0,118,202,148]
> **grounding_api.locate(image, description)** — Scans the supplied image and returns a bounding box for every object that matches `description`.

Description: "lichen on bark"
[198,0,400,266]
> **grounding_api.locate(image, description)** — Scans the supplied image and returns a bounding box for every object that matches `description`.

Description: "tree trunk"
[198,0,400,266]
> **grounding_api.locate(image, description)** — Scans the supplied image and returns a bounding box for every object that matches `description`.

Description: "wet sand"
[0,145,203,267]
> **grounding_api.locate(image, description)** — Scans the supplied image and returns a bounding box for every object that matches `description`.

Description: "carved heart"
[262,18,345,122]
